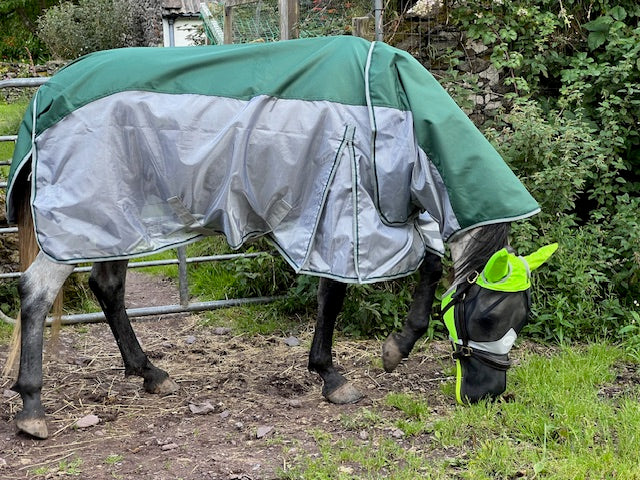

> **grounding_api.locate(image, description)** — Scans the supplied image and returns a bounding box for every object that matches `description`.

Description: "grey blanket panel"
[32,91,446,281]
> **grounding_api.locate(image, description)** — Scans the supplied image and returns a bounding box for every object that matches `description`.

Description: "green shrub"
[486,103,639,343]
[0,0,57,61]
[37,0,141,60]
[444,0,639,347]
[340,280,415,339]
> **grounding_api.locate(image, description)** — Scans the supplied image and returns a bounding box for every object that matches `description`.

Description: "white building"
[162,0,205,46]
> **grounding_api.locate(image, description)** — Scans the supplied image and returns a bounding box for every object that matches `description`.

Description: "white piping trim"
[364,41,376,135]
[446,209,542,243]
[346,125,362,283]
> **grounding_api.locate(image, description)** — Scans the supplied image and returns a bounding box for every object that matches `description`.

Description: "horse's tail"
[3,182,64,378]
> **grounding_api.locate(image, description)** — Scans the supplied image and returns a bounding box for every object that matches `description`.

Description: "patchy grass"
[281,343,640,479]
[0,95,29,172]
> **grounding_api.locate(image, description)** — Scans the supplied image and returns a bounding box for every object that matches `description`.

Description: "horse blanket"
[6,36,539,283]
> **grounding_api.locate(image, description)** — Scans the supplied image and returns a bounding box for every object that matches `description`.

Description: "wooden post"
[279,0,299,40]
[352,16,370,39]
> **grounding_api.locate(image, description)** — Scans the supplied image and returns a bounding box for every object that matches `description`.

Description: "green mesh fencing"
[201,0,372,44]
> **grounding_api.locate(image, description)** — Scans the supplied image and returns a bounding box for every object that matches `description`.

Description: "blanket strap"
[167,196,220,236]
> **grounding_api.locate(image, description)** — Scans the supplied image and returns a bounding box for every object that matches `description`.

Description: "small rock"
[359,430,369,440]
[478,65,500,86]
[391,428,405,438]
[287,399,302,408]
[189,401,216,415]
[161,443,179,451]
[213,327,231,335]
[234,421,244,430]
[75,414,100,429]
[256,426,274,439]
[219,410,230,419]
[3,389,16,398]
[284,336,300,347]
[185,335,197,345]
[73,356,91,367]
[0,457,7,468]
[466,39,488,54]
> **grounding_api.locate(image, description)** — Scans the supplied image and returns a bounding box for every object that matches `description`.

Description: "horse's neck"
[449,230,478,288]
[448,225,510,287]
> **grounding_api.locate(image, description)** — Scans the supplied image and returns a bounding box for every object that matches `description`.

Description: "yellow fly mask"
[441,244,558,403]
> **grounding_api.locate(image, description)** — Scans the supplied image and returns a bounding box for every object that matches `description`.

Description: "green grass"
[0,95,30,172]
[281,343,640,479]
[0,319,13,344]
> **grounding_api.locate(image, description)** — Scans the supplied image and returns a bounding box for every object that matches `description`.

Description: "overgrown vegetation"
[36,0,142,59]
[441,0,639,351]
[0,0,57,62]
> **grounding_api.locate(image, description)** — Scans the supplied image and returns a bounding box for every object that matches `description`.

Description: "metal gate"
[0,77,278,326]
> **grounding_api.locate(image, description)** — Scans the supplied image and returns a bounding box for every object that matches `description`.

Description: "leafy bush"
[0,0,57,61]
[37,0,142,59]
[485,102,639,344]
[340,280,415,339]
[444,0,639,348]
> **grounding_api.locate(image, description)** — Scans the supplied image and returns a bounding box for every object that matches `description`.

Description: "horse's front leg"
[13,253,74,439]
[89,261,178,394]
[382,252,443,372]
[308,278,363,404]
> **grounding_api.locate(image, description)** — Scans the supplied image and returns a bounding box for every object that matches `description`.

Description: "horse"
[4,36,554,439]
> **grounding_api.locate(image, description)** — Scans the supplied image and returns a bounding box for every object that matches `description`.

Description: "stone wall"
[392,17,506,124]
[126,0,164,47]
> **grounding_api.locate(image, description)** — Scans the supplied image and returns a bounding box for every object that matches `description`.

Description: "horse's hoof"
[16,414,48,439]
[382,336,403,373]
[145,376,179,395]
[325,382,364,404]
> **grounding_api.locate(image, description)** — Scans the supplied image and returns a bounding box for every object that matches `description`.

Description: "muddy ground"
[0,271,465,479]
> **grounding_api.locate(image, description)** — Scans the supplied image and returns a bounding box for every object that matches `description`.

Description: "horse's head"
[442,243,557,404]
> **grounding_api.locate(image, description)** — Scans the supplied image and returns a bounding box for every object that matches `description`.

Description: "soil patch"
[0,272,457,479]
[2,272,637,479]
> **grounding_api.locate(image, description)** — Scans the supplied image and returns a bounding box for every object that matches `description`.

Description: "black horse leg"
[88,261,178,394]
[13,253,74,439]
[308,278,363,404]
[382,252,443,372]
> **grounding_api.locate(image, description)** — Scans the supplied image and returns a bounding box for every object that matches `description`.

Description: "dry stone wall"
[393,16,506,124]
[126,0,164,47]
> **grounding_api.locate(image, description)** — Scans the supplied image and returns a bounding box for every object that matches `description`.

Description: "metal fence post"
[176,246,190,307]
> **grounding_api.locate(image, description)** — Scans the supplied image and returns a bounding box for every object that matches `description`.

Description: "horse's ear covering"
[524,243,558,271]
[483,248,510,283]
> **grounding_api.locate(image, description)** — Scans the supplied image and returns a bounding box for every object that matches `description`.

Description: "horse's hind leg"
[308,278,363,404]
[13,253,74,439]
[88,261,178,395]
[382,252,443,372]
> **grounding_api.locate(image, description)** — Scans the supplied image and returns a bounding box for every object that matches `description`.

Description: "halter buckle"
[459,345,473,357]
[467,271,479,284]
[451,344,473,360]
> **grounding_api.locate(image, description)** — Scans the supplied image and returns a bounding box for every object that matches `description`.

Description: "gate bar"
[0,296,282,326]
[0,78,49,88]
[0,252,264,279]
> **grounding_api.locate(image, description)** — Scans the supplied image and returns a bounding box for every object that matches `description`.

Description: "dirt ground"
[0,271,462,480]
